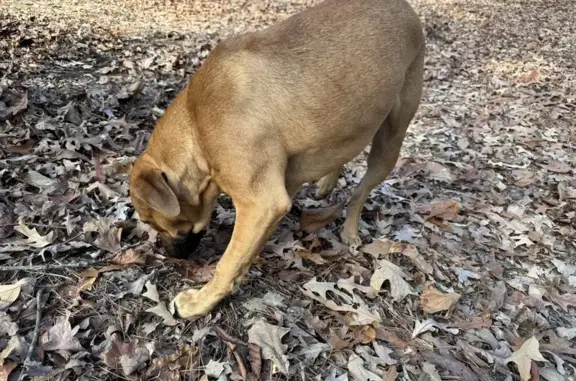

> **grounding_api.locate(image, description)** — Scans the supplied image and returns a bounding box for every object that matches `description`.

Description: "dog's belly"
[285,124,377,186]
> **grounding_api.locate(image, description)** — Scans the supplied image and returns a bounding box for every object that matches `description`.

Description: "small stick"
[0,261,106,272]
[212,326,247,346]
[18,289,43,381]
[0,242,144,273]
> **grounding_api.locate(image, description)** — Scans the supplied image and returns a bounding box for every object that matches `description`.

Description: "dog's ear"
[130,168,181,218]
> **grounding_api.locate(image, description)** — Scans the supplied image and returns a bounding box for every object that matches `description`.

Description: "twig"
[212,326,247,346]
[0,260,106,272]
[18,289,43,381]
[0,242,145,273]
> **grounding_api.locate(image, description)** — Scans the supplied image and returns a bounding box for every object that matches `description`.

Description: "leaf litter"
[0,0,575,379]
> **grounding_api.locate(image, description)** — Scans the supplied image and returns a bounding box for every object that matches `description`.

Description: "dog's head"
[129,153,218,258]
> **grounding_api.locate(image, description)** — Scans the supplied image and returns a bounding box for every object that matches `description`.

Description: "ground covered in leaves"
[1,0,575,380]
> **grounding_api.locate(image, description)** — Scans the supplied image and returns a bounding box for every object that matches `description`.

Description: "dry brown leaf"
[359,326,376,344]
[546,162,571,174]
[299,201,345,233]
[382,366,398,381]
[247,319,290,375]
[59,276,97,299]
[360,238,393,258]
[455,316,493,330]
[167,261,216,283]
[548,289,576,312]
[0,92,28,121]
[142,282,178,326]
[295,248,329,265]
[301,278,381,326]
[420,282,461,314]
[389,242,433,274]
[0,363,16,381]
[505,336,548,381]
[347,354,381,381]
[13,222,55,248]
[416,200,462,220]
[0,282,22,308]
[5,139,36,154]
[370,259,415,302]
[110,249,147,266]
[101,332,150,376]
[374,327,409,350]
[39,312,84,352]
[248,343,262,379]
[144,345,198,381]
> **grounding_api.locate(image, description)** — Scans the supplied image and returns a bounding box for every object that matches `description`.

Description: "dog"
[129,0,425,318]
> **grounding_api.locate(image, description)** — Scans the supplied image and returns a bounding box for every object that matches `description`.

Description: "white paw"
[340,230,362,249]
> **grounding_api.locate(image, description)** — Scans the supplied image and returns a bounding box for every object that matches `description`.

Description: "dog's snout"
[160,230,206,259]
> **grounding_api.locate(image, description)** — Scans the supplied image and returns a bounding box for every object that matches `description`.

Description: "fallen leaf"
[505,336,548,381]
[360,238,393,258]
[101,332,150,376]
[347,354,381,381]
[555,327,576,340]
[13,222,54,248]
[548,289,576,312]
[546,162,571,174]
[142,282,178,326]
[110,249,147,266]
[420,282,461,313]
[416,200,462,220]
[295,248,329,265]
[144,344,197,381]
[372,342,397,365]
[59,276,97,299]
[389,242,433,274]
[0,363,16,381]
[382,366,398,381]
[412,318,459,338]
[487,281,507,311]
[205,359,228,378]
[0,92,28,121]
[166,260,216,283]
[426,162,454,182]
[370,259,415,302]
[0,282,22,307]
[298,342,330,365]
[39,312,84,352]
[301,278,381,325]
[0,336,22,365]
[422,362,442,381]
[299,202,345,233]
[248,343,262,378]
[247,319,290,375]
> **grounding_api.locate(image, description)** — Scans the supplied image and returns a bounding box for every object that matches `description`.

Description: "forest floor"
[0,0,575,380]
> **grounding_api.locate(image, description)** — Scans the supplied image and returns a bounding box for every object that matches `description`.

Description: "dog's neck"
[145,90,212,200]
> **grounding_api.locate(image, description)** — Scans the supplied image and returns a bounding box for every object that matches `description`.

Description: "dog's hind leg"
[340,51,424,247]
[315,167,342,198]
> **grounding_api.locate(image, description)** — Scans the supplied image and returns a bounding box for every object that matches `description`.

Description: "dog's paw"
[340,230,362,249]
[170,288,216,318]
[315,174,338,199]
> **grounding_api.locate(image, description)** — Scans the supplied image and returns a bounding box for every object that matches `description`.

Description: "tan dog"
[129,0,425,318]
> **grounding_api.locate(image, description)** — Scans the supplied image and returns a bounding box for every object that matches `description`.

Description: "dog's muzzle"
[160,230,206,259]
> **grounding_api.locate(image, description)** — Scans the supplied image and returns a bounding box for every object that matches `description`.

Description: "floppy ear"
[130,168,181,218]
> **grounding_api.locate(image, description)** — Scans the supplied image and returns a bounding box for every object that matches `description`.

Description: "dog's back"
[187,0,424,180]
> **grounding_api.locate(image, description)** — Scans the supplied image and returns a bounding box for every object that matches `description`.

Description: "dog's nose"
[160,230,206,259]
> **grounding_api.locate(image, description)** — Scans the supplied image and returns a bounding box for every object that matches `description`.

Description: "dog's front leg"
[171,193,291,318]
